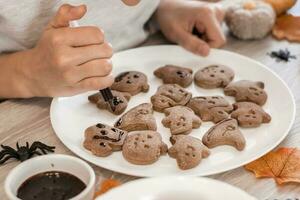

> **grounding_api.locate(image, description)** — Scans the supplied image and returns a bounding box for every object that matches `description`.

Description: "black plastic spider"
[0,141,55,164]
[268,49,297,62]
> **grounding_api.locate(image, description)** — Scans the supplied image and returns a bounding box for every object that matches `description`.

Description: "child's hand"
[26,4,114,97]
[155,0,226,56]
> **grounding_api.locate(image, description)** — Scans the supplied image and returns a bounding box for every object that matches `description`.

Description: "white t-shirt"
[0,0,160,53]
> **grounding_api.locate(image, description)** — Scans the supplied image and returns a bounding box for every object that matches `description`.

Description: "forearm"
[0,50,36,98]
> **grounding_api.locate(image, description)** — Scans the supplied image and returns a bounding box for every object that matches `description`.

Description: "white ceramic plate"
[50,45,295,177]
[96,176,256,200]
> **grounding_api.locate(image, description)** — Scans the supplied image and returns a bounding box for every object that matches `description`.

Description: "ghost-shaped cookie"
[224,80,268,106]
[202,118,246,151]
[194,65,235,89]
[168,135,210,170]
[151,84,192,112]
[162,106,201,135]
[122,130,168,165]
[154,65,193,88]
[88,90,131,115]
[114,103,157,132]
[187,96,233,123]
[111,71,149,95]
[231,102,271,127]
[83,123,128,157]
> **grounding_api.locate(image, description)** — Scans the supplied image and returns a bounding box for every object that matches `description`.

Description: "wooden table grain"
[1,6,300,200]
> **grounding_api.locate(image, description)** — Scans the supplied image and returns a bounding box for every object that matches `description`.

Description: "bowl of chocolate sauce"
[5,154,95,200]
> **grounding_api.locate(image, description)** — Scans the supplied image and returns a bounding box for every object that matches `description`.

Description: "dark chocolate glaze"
[99,142,106,147]
[93,135,101,139]
[97,132,125,143]
[115,118,122,127]
[17,171,86,200]
[176,71,187,78]
[100,130,108,135]
[112,97,124,106]
[96,123,105,129]
[115,72,129,82]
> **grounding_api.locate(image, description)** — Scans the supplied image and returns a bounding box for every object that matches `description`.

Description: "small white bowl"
[5,154,95,200]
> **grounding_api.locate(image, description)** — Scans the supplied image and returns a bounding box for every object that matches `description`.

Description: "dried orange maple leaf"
[272,14,300,42]
[245,147,300,184]
[94,179,121,198]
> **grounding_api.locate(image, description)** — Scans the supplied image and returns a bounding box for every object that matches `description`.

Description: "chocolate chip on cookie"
[202,118,246,151]
[111,71,149,95]
[154,65,193,88]
[122,130,168,165]
[187,96,233,123]
[114,103,157,132]
[88,90,131,115]
[151,84,192,112]
[231,102,271,127]
[224,80,267,106]
[83,123,128,157]
[168,135,210,170]
[194,65,235,89]
[162,106,201,135]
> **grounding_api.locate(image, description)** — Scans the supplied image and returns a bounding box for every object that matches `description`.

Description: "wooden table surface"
[1,5,300,200]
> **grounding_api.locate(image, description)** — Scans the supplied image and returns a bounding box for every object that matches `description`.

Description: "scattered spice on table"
[0,141,55,165]
[94,178,121,198]
[244,147,300,185]
[268,49,296,62]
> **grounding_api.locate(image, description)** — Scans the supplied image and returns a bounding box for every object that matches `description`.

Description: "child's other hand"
[155,0,226,56]
[26,4,113,97]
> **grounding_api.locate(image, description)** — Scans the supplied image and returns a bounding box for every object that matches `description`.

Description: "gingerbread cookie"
[88,90,131,115]
[162,106,201,135]
[114,103,157,132]
[83,123,127,157]
[224,80,268,106]
[168,135,210,170]
[154,65,193,88]
[111,71,149,95]
[151,84,192,112]
[202,118,246,151]
[187,96,233,123]
[231,102,271,127]
[122,130,168,165]
[194,65,235,89]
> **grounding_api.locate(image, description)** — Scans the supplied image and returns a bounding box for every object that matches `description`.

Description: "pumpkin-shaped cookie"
[225,0,276,40]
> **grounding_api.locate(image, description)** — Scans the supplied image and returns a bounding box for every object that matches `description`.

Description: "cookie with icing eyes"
[168,135,210,170]
[111,71,149,95]
[154,65,193,88]
[114,103,157,132]
[88,90,131,115]
[122,130,168,165]
[202,118,246,151]
[224,80,268,106]
[83,123,128,157]
[151,84,192,112]
[162,106,201,135]
[187,96,233,123]
[194,65,235,89]
[231,102,271,127]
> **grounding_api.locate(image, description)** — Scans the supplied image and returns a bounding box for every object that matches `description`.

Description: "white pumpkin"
[225,0,276,40]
